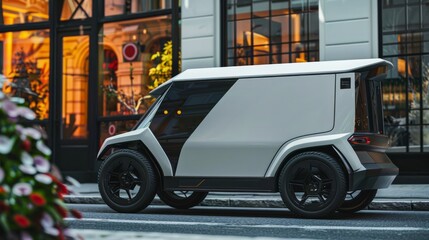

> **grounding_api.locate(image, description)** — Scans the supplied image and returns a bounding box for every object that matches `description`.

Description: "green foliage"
[148,41,181,90]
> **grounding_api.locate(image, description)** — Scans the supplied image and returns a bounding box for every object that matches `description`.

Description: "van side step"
[163,177,277,192]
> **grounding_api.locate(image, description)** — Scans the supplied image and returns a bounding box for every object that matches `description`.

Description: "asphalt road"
[66,204,429,240]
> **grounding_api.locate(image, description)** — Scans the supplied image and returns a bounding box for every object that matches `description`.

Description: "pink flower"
[34,155,50,173]
[45,227,59,236]
[16,107,36,120]
[19,165,37,175]
[36,140,51,156]
[0,135,15,154]
[0,99,18,117]
[41,212,53,226]
[0,99,36,120]
[21,152,34,165]
[16,125,42,140]
[12,183,32,196]
[35,174,52,185]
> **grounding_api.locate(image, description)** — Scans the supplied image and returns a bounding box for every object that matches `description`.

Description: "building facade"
[0,0,428,182]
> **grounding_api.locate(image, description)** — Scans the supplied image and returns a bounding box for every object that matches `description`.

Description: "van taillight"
[348,135,371,145]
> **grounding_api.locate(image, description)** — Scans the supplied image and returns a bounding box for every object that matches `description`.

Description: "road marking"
[72,229,300,240]
[65,218,429,232]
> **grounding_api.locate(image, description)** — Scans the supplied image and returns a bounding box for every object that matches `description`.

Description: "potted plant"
[0,92,81,240]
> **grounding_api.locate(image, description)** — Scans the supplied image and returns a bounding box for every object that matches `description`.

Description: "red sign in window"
[122,42,139,62]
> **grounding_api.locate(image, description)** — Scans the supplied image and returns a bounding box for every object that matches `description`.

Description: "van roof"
[151,58,392,94]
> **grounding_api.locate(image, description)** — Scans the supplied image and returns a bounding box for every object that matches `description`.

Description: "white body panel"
[266,72,361,176]
[156,59,390,90]
[97,128,174,176]
[176,74,336,177]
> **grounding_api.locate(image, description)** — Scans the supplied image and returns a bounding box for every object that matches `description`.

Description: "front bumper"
[349,151,399,190]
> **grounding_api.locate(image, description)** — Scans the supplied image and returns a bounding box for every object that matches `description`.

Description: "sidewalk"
[64,184,429,211]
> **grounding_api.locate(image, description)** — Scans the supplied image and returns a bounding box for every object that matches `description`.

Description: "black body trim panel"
[350,151,399,190]
[350,163,399,190]
[163,177,277,192]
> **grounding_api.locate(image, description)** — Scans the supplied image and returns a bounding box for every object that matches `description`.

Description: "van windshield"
[355,66,387,134]
[133,83,171,130]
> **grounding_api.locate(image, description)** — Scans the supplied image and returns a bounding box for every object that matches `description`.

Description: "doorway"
[54,33,93,177]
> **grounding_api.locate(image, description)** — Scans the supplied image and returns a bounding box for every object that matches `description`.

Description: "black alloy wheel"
[338,189,377,213]
[279,152,347,218]
[157,190,208,209]
[98,149,157,213]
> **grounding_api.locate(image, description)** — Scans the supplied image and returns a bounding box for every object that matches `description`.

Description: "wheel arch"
[97,140,166,183]
[273,145,353,191]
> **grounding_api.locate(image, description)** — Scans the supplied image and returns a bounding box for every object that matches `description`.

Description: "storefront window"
[0,0,49,25]
[381,0,429,152]
[224,0,319,66]
[61,0,92,20]
[105,0,172,16]
[99,119,138,147]
[0,30,50,120]
[98,16,172,117]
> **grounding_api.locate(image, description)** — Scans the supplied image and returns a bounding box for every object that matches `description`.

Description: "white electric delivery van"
[97,59,399,218]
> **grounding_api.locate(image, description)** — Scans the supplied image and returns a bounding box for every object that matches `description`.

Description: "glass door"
[55,33,91,172]
[61,35,89,141]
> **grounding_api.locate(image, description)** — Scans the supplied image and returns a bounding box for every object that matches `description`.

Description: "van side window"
[150,80,236,172]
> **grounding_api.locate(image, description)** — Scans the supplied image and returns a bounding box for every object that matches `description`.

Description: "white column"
[181,0,219,71]
[319,0,379,61]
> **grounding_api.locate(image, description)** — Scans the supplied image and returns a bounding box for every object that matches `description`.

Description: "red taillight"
[348,135,371,145]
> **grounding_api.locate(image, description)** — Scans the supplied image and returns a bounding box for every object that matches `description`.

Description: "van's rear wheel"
[279,152,347,218]
[98,149,157,213]
[338,189,377,213]
[157,191,208,209]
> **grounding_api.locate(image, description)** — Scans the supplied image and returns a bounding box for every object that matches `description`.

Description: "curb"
[64,196,429,211]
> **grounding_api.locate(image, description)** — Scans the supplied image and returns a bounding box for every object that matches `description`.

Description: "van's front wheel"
[157,191,208,209]
[279,152,347,218]
[98,149,157,213]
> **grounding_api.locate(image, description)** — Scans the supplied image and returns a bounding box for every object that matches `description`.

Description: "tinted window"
[150,80,236,172]
[355,67,386,134]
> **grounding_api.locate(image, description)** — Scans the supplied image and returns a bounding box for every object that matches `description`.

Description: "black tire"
[98,149,157,213]
[157,191,208,209]
[338,189,377,213]
[279,152,347,218]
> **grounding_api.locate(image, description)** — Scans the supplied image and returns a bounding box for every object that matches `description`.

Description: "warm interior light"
[397,58,413,78]
[176,110,182,115]
[163,110,169,115]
